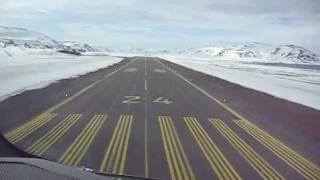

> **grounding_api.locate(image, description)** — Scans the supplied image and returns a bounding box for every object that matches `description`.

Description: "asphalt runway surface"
[0,57,319,180]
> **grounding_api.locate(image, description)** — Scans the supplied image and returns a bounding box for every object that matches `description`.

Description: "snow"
[110,42,320,65]
[191,43,320,64]
[0,26,58,47]
[156,54,320,110]
[0,47,122,101]
[62,41,97,52]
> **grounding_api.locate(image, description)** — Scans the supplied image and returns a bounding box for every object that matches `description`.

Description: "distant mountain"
[0,26,62,49]
[192,43,320,64]
[144,42,320,64]
[270,45,320,64]
[0,26,99,54]
[193,43,270,58]
[1,26,319,64]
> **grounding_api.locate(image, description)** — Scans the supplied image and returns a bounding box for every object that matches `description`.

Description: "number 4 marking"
[153,97,172,105]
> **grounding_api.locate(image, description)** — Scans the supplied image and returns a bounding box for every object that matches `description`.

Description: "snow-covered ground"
[1,26,319,110]
[0,47,122,101]
[156,54,320,110]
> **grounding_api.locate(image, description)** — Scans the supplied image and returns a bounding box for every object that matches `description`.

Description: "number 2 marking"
[122,96,141,104]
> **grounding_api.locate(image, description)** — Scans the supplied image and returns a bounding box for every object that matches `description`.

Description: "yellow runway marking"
[209,119,284,180]
[59,114,107,166]
[159,116,196,180]
[5,59,136,142]
[184,117,241,180]
[156,58,320,179]
[26,114,82,156]
[5,113,57,144]
[99,115,133,174]
[234,120,320,179]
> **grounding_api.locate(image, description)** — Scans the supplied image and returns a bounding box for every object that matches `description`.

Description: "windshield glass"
[1,1,320,180]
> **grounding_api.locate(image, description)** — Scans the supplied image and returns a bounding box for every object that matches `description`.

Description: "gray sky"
[0,0,319,52]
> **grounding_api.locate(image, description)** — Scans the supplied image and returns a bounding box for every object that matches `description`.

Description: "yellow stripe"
[184,117,241,180]
[112,116,129,173]
[59,115,106,166]
[184,118,222,179]
[156,58,320,179]
[112,115,133,174]
[163,117,182,179]
[99,115,124,172]
[159,117,176,180]
[10,113,57,144]
[209,119,284,180]
[7,113,52,143]
[119,116,133,174]
[59,115,100,165]
[234,120,320,179]
[161,116,182,180]
[5,113,48,139]
[186,118,231,179]
[160,116,196,180]
[5,59,135,143]
[28,114,81,155]
[74,115,105,166]
[168,118,196,180]
[29,114,79,155]
[6,113,57,144]
[99,115,133,174]
[27,114,81,156]
[189,117,240,179]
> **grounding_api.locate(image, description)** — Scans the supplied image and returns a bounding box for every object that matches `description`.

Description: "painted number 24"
[122,96,172,104]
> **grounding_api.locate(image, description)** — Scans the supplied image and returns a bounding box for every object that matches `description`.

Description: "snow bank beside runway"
[0,47,122,101]
[158,55,320,110]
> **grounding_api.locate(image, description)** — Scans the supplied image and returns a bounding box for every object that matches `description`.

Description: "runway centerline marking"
[144,59,149,177]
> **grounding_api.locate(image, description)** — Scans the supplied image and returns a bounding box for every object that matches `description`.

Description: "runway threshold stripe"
[234,120,320,179]
[5,113,58,144]
[159,116,196,180]
[59,114,107,166]
[184,117,241,180]
[209,119,284,180]
[5,113,48,139]
[99,115,133,174]
[26,114,82,156]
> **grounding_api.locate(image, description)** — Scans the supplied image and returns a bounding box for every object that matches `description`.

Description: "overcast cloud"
[0,0,319,51]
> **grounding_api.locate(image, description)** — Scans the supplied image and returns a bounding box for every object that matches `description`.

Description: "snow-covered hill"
[1,26,319,64]
[62,41,97,52]
[138,42,320,65]
[0,26,62,49]
[192,43,319,64]
[270,45,320,64]
[0,26,99,54]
